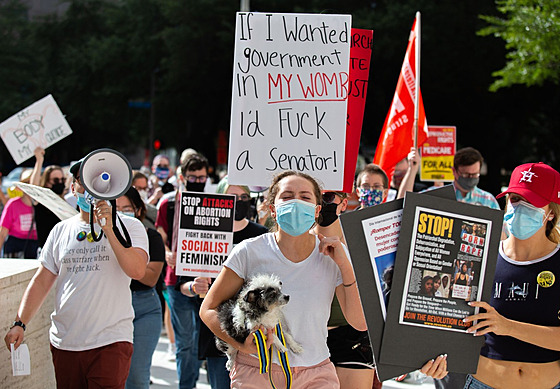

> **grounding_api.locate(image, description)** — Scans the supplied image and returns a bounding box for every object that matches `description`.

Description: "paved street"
[150,333,435,388]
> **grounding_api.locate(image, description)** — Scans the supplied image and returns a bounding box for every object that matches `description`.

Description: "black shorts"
[327,325,374,370]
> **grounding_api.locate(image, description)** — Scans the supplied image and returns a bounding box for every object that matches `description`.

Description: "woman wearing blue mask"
[200,171,368,388]
[462,162,560,389]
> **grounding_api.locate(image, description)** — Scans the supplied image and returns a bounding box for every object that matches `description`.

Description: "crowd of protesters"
[3,144,560,389]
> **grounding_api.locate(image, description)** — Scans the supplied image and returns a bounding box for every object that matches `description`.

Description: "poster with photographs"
[379,192,504,376]
[361,208,402,319]
[400,209,490,332]
[340,185,456,380]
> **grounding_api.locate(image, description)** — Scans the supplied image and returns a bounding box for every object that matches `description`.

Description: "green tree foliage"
[479,0,560,91]
[0,0,37,119]
[1,0,559,188]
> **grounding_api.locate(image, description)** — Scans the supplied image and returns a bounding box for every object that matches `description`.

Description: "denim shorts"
[464,374,560,389]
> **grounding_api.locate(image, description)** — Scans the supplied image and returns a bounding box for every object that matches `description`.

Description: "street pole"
[148,69,156,164]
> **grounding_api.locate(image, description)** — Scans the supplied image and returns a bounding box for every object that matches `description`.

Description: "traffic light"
[153,139,161,150]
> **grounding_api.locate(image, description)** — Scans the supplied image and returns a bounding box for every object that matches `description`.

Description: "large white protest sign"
[17,183,78,221]
[0,95,72,164]
[228,12,351,189]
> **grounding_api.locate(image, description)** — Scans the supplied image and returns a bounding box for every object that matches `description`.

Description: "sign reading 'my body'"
[228,12,352,189]
[0,95,72,164]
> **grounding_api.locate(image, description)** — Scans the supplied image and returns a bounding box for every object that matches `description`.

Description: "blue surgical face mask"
[275,199,317,236]
[117,211,135,218]
[504,200,549,240]
[358,188,384,208]
[75,190,94,213]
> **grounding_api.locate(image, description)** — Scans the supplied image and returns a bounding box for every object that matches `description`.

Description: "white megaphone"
[79,149,132,243]
[80,148,132,201]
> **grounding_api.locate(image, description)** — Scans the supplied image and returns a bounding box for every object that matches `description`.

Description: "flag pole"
[413,11,421,149]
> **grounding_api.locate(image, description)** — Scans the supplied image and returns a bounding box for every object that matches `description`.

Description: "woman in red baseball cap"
[462,162,560,388]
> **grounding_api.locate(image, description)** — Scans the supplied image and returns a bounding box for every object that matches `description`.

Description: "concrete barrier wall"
[1,259,56,388]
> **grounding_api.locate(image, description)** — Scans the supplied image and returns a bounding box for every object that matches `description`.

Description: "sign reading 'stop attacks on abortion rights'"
[0,95,73,165]
[227,12,352,189]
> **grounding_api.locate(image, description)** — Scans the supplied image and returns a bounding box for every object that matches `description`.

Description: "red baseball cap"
[497,162,560,207]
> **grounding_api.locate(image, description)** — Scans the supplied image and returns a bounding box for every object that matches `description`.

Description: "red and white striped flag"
[374,16,428,181]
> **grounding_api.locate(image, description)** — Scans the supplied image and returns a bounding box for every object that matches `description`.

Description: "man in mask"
[147,154,174,205]
[452,147,499,209]
[155,153,209,389]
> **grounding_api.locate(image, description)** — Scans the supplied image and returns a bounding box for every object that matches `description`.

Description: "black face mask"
[235,200,251,221]
[319,202,339,227]
[187,182,205,193]
[51,182,66,195]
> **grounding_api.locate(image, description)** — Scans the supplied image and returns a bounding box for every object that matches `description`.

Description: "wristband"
[188,282,198,296]
[11,320,26,331]
[343,280,357,288]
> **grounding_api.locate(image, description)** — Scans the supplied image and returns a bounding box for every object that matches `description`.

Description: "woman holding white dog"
[201,171,447,388]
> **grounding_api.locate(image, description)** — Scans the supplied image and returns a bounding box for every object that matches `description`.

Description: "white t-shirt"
[40,214,149,351]
[225,233,343,367]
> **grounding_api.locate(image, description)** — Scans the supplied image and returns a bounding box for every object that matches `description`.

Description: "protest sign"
[0,95,72,164]
[340,185,455,381]
[227,12,351,189]
[16,183,78,220]
[176,192,235,277]
[420,126,456,182]
[341,28,373,193]
[379,192,503,377]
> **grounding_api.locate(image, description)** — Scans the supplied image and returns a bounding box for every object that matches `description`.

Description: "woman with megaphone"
[4,149,150,388]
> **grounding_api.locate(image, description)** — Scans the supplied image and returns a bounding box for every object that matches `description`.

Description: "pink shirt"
[0,197,38,240]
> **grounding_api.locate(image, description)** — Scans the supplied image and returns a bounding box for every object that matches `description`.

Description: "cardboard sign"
[16,183,78,220]
[379,192,503,378]
[227,12,351,189]
[340,185,456,381]
[341,29,373,193]
[0,95,73,164]
[176,192,235,277]
[420,126,456,182]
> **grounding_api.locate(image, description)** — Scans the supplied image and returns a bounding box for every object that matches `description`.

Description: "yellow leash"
[252,323,293,389]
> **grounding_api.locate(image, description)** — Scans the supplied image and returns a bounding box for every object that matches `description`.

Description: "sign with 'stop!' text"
[228,12,352,189]
[176,192,235,277]
[0,95,73,165]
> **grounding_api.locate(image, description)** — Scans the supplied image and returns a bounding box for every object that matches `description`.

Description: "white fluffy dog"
[215,273,304,370]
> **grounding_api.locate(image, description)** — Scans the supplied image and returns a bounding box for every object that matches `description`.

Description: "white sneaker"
[166,343,176,362]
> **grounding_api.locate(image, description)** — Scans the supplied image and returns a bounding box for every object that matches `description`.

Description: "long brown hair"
[39,165,63,188]
[546,202,560,244]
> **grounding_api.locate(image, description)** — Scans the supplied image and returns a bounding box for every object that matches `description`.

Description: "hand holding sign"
[0,95,72,165]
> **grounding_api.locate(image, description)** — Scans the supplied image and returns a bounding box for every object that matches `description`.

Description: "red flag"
[373,17,428,181]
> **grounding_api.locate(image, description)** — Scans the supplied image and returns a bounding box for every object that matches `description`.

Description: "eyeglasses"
[456,170,480,179]
[186,175,208,183]
[50,177,63,184]
[360,184,384,191]
[235,194,250,202]
[156,164,169,169]
[323,192,342,204]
